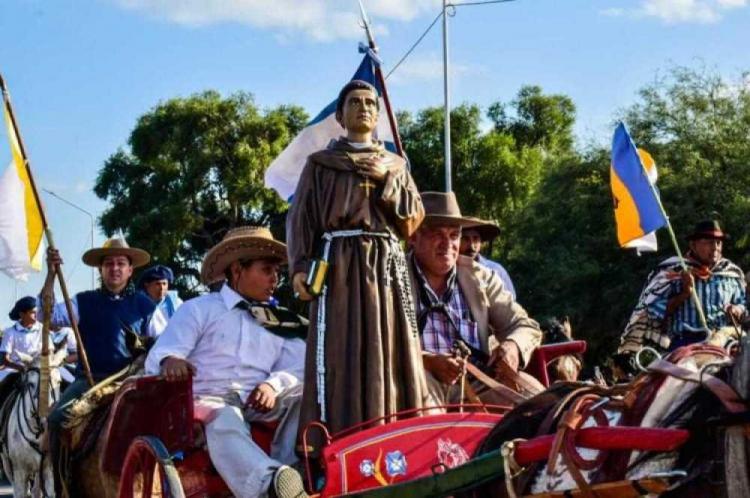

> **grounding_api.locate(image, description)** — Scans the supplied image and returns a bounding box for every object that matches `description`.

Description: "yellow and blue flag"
[610,122,667,249]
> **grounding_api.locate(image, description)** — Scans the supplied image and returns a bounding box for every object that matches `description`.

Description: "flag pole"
[0,74,95,391]
[357,0,405,157]
[632,140,709,332]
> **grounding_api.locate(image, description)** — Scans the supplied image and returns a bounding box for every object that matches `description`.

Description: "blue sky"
[1,0,748,316]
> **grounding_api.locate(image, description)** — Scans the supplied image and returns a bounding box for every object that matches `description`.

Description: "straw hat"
[420,191,476,228]
[201,226,287,284]
[463,216,501,241]
[82,237,151,268]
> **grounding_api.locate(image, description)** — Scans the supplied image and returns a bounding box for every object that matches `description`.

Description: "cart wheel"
[118,436,186,498]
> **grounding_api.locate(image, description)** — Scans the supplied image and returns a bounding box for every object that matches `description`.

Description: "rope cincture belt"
[315,229,398,423]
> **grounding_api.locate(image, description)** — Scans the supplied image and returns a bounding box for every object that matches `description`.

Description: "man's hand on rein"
[489,340,521,375]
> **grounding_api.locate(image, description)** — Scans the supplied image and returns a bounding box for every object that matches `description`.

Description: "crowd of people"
[0,80,745,498]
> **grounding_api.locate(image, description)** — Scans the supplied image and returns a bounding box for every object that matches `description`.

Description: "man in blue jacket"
[43,236,157,496]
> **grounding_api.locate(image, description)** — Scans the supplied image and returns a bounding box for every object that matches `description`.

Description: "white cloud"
[112,0,441,42]
[602,0,747,24]
[387,52,483,84]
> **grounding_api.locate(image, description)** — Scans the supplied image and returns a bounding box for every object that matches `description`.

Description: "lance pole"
[0,74,95,393]
[357,0,405,157]
[629,131,709,332]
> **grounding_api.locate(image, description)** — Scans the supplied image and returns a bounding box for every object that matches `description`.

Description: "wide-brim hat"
[82,237,151,268]
[201,226,287,285]
[420,191,476,228]
[9,295,37,321]
[462,216,501,241]
[686,220,729,241]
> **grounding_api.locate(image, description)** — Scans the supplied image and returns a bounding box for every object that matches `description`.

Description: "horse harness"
[503,343,747,498]
[0,368,60,497]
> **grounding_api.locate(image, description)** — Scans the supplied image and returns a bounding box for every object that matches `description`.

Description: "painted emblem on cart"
[385,450,407,477]
[437,438,469,468]
[359,459,375,477]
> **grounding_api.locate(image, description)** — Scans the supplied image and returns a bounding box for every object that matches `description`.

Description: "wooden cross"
[359,177,375,197]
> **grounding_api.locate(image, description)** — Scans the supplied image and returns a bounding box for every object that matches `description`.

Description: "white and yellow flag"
[0,102,44,280]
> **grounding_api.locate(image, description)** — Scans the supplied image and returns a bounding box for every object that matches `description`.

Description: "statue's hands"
[292,273,313,301]
[357,155,387,182]
[489,340,521,375]
[245,383,277,413]
[423,353,465,385]
[160,356,196,382]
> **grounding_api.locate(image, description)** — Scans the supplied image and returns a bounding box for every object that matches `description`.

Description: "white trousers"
[199,384,302,498]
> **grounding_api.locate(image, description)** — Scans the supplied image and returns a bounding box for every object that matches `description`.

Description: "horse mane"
[627,363,734,473]
[475,382,584,456]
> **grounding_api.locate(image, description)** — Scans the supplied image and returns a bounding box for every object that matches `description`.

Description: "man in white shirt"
[1,297,45,381]
[146,226,308,498]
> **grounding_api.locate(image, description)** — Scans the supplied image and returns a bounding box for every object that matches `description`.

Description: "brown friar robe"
[287,138,428,449]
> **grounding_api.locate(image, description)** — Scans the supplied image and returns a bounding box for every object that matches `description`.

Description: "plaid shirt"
[411,257,481,354]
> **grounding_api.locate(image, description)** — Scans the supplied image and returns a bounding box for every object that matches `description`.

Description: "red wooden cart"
[112,342,591,497]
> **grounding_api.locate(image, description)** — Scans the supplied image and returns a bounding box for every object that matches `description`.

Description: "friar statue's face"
[339,88,378,137]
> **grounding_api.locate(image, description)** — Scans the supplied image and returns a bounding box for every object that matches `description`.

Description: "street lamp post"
[42,189,96,290]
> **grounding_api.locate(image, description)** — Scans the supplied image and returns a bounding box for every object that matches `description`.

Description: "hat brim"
[463,222,500,241]
[686,232,730,241]
[422,214,478,228]
[82,247,151,268]
[201,237,288,285]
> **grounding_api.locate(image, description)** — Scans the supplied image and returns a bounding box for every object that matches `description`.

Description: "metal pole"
[442,0,452,192]
[43,188,96,290]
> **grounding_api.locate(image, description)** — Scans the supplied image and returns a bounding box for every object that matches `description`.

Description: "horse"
[471,340,748,497]
[0,346,68,498]
[541,317,582,383]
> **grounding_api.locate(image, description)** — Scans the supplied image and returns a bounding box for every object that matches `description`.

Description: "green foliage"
[622,67,750,268]
[505,67,750,360]
[94,91,307,294]
[93,66,750,363]
[489,85,576,154]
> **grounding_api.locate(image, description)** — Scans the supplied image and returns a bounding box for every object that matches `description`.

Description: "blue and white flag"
[264,51,397,200]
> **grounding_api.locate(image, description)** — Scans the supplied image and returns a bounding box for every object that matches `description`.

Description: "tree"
[622,66,750,269]
[399,86,577,260]
[504,67,750,360]
[94,91,307,294]
[489,85,576,155]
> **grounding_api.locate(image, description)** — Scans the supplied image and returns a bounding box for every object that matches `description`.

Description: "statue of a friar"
[287,80,427,449]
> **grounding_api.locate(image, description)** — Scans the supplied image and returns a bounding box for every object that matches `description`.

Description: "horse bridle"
[16,368,60,451]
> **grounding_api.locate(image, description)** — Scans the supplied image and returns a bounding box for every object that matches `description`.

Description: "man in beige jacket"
[408,192,542,405]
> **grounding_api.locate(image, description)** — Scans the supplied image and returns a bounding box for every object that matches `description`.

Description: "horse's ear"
[561,316,573,339]
[16,351,34,364]
[53,335,67,352]
[51,345,69,367]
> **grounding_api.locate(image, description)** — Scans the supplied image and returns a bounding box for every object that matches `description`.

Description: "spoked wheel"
[118,436,186,498]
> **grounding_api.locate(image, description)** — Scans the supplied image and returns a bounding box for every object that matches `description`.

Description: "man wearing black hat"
[408,192,542,406]
[620,220,746,356]
[459,217,517,300]
[138,264,183,334]
[0,297,47,401]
